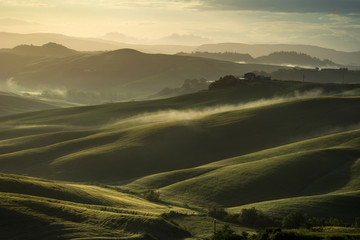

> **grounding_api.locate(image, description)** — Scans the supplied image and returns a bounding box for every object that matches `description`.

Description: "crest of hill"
[2,42,79,57]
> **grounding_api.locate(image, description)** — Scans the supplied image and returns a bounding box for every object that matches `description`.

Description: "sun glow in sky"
[1,0,360,51]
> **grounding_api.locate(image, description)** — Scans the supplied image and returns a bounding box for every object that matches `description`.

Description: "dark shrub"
[282,211,307,229]
[143,190,160,202]
[208,205,228,220]
[238,208,277,229]
[206,225,244,240]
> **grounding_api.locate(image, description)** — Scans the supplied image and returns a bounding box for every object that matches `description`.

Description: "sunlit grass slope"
[0,173,192,240]
[126,129,360,221]
[0,91,58,116]
[1,97,360,183]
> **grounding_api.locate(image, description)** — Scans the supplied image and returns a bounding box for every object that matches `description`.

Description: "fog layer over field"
[110,89,323,128]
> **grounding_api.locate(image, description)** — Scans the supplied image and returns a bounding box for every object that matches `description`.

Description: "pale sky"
[1,0,360,51]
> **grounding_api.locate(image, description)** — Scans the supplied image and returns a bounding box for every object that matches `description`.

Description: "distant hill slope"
[127,128,360,222]
[1,48,286,100]
[0,42,78,57]
[195,43,360,66]
[255,51,338,67]
[179,51,339,67]
[0,173,192,239]
[0,91,59,116]
[0,52,41,79]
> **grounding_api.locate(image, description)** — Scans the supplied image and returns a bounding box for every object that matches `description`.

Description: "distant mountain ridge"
[195,43,360,66]
[1,32,359,66]
[0,32,195,54]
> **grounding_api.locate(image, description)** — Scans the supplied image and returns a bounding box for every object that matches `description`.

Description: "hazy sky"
[1,0,360,51]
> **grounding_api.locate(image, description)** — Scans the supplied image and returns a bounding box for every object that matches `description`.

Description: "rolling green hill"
[126,128,360,222]
[0,173,192,240]
[1,96,360,184]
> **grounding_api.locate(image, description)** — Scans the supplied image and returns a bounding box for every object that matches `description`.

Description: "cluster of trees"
[208,206,275,229]
[208,75,244,90]
[208,74,271,90]
[208,206,360,230]
[205,225,328,240]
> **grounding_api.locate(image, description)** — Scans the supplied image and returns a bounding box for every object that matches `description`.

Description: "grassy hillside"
[126,128,360,222]
[1,96,360,183]
[0,91,59,116]
[0,173,193,240]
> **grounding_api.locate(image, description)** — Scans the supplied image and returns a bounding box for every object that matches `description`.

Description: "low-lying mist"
[109,89,324,128]
[0,78,133,105]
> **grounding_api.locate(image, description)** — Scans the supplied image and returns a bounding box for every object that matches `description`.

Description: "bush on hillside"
[143,190,160,202]
[255,228,322,240]
[238,208,277,229]
[205,225,245,240]
[354,217,360,228]
[282,211,307,229]
[208,205,228,220]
